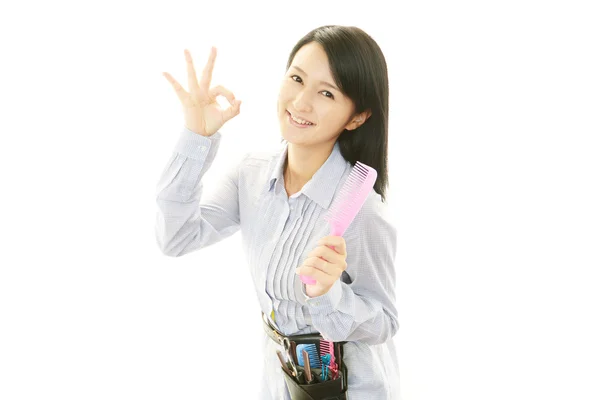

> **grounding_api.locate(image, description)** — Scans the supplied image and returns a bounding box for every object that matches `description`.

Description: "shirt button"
[197,145,207,152]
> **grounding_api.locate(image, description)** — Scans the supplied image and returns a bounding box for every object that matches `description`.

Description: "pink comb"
[320,339,339,380]
[300,161,378,286]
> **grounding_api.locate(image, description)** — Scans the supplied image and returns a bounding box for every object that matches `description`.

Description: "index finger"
[199,46,217,92]
[318,236,346,254]
[184,49,200,96]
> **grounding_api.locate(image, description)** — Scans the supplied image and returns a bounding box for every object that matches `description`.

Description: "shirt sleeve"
[301,191,399,345]
[155,126,245,257]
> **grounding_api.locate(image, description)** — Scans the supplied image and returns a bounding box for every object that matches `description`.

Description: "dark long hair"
[284,25,390,203]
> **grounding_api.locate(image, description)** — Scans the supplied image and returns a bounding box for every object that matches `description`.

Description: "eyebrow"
[290,66,340,91]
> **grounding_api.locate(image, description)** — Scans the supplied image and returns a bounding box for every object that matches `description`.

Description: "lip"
[287,110,315,126]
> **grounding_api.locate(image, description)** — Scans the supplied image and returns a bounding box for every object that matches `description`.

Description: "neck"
[284,141,335,189]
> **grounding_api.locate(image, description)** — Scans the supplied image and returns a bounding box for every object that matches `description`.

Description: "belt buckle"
[273,327,291,353]
[263,312,285,346]
[262,312,298,377]
[274,329,284,344]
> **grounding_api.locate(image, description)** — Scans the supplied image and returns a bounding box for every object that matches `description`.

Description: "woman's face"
[277,42,359,147]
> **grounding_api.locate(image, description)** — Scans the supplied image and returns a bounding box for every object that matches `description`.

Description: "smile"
[287,110,315,127]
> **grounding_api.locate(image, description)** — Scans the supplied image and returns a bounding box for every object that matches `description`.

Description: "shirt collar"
[267,140,349,210]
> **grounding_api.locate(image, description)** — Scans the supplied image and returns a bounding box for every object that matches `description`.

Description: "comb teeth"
[319,340,334,358]
[296,344,321,367]
[324,161,378,236]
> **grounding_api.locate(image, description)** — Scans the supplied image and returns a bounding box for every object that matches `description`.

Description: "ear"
[344,109,372,131]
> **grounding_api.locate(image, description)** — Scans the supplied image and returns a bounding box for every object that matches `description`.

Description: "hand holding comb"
[300,161,378,285]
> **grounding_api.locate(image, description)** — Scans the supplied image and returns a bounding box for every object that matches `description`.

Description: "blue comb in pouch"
[321,354,331,381]
[296,344,321,368]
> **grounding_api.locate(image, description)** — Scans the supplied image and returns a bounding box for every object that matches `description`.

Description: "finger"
[184,49,201,97]
[221,99,242,122]
[309,246,344,264]
[209,85,241,122]
[305,256,336,276]
[308,248,333,264]
[320,236,346,254]
[199,46,217,92]
[318,236,346,255]
[163,71,190,105]
[208,85,235,104]
[318,253,347,272]
[296,266,332,285]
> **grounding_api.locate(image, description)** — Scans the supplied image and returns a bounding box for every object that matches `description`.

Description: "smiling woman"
[156,24,398,400]
[277,26,388,206]
[279,43,352,142]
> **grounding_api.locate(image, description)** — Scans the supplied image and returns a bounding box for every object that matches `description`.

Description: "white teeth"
[289,112,313,125]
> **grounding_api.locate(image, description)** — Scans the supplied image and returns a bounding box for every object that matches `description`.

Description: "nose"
[292,89,313,113]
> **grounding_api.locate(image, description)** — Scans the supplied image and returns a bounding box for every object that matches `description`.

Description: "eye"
[290,74,335,100]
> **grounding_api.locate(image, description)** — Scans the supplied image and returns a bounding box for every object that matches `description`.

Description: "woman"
[157,25,400,400]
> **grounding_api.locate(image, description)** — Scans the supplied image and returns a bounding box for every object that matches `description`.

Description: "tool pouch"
[280,338,348,400]
[262,312,348,399]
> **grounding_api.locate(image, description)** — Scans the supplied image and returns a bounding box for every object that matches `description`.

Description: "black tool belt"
[261,312,348,400]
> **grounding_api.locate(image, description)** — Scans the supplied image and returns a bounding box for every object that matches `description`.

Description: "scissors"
[282,337,299,378]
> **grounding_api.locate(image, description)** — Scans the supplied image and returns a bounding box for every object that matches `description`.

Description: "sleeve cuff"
[175,127,222,160]
[303,279,343,314]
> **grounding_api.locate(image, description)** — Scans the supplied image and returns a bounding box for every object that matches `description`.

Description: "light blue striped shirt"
[155,127,401,399]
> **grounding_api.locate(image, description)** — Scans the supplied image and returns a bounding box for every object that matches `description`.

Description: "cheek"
[277,90,288,113]
[278,82,296,102]
[318,104,344,125]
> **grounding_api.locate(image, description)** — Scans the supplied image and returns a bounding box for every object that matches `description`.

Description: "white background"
[1,0,598,399]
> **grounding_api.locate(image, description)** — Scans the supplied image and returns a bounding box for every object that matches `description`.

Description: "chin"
[280,127,303,145]
[279,111,316,143]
